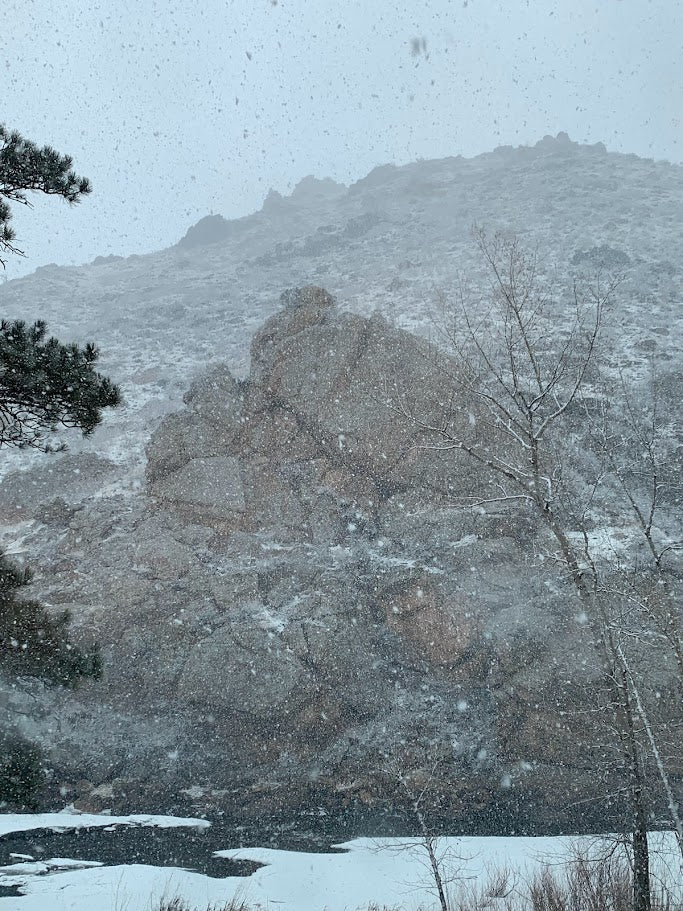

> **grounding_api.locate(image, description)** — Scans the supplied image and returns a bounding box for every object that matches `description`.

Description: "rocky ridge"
[0,288,637,829]
[0,134,681,829]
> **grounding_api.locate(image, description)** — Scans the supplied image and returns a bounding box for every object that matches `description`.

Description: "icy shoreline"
[0,812,680,911]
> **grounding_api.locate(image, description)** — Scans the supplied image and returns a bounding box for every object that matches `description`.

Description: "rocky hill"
[0,134,681,831]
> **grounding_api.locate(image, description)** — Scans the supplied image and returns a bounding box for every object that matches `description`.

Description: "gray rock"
[2,136,680,830]
[10,286,670,830]
[152,456,246,514]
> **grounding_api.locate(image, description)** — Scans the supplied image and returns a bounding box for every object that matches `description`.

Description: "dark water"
[0,822,261,879]
[0,808,370,879]
[0,803,656,880]
[0,804,413,878]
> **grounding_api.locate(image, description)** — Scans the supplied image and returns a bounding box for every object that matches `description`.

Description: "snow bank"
[0,812,210,837]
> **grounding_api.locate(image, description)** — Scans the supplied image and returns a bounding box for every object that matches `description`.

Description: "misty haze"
[0,2,681,910]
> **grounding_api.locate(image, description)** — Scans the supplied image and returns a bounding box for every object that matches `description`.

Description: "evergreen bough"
[0,549,101,809]
[0,125,115,806]
[0,550,102,686]
[1,124,91,265]
[0,318,121,450]
[0,733,43,809]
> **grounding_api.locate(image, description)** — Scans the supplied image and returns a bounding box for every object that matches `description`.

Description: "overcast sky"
[3,0,681,280]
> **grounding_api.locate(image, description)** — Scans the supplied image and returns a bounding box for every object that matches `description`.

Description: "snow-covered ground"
[0,813,680,911]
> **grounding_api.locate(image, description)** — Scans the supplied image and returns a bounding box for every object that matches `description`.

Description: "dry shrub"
[442,853,678,911]
[155,899,253,911]
[449,867,516,911]
[452,855,676,911]
[525,854,676,911]
[527,855,632,911]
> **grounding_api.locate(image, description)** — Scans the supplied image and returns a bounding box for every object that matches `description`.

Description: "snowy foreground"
[0,813,680,911]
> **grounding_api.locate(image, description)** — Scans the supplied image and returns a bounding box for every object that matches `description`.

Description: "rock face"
[177,214,234,249]
[1,136,681,830]
[3,285,625,830]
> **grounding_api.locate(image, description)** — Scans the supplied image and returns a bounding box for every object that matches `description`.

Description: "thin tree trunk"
[618,644,683,868]
[632,799,651,911]
[424,836,449,911]
[540,507,653,911]
[620,667,652,911]
[399,772,450,911]
[414,802,449,911]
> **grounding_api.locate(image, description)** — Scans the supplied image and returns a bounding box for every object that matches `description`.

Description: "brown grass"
[155,899,253,911]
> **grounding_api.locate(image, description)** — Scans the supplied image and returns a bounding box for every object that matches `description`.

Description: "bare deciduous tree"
[387,229,683,911]
[376,759,465,911]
